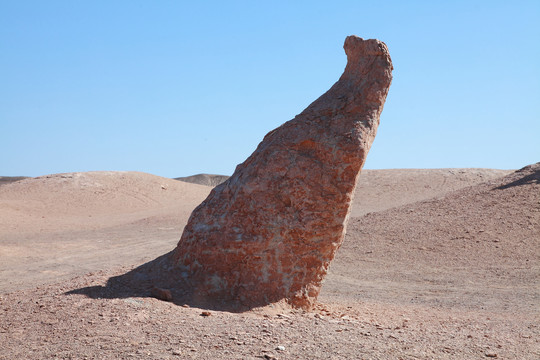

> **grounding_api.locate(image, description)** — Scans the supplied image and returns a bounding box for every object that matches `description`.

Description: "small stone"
[172,350,181,356]
[485,352,498,358]
[150,287,173,302]
[276,345,285,351]
[200,311,211,317]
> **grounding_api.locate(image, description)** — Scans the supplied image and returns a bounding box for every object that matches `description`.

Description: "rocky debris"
[171,35,393,309]
[3,273,536,360]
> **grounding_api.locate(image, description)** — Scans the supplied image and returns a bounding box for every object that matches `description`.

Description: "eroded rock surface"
[171,35,393,308]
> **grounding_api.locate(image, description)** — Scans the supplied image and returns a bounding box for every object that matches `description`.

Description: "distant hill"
[0,171,212,236]
[175,174,229,187]
[0,176,28,186]
[176,168,512,215]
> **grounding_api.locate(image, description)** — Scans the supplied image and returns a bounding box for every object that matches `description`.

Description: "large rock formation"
[171,35,393,308]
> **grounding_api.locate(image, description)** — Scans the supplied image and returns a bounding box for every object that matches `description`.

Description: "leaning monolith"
[171,36,393,308]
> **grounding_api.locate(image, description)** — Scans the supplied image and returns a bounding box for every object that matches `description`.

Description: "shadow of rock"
[65,251,274,313]
[495,162,539,190]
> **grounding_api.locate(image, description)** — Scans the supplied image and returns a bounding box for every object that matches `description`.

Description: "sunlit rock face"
[171,36,393,309]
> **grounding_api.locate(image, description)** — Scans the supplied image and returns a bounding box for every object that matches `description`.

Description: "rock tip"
[344,35,389,57]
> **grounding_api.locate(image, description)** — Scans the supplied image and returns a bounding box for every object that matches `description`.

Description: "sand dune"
[325,163,540,314]
[0,172,211,292]
[0,166,538,359]
[352,168,511,217]
[0,171,211,235]
[174,169,513,217]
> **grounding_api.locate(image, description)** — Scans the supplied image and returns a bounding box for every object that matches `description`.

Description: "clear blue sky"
[1,1,539,177]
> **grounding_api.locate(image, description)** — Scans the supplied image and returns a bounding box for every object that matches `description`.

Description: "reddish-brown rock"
[151,286,173,302]
[171,35,393,309]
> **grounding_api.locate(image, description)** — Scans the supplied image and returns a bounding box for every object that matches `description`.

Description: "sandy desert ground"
[0,165,538,359]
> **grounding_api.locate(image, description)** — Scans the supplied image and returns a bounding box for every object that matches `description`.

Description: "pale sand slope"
[0,171,211,234]
[0,165,537,359]
[0,171,211,292]
[325,164,539,313]
[0,168,509,293]
[351,168,511,217]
